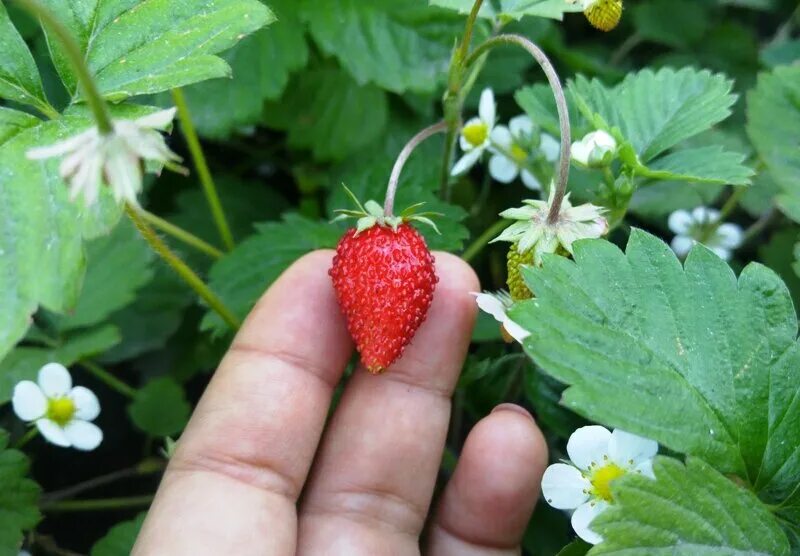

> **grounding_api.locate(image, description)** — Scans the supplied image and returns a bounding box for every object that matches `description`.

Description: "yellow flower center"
[47,397,76,427]
[589,462,625,502]
[463,122,488,147]
[510,144,528,163]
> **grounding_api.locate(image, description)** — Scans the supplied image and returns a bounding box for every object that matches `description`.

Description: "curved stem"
[461,219,510,263]
[13,427,38,449]
[742,207,778,245]
[384,121,448,217]
[464,34,571,225]
[80,360,136,399]
[458,0,485,63]
[41,495,153,512]
[42,460,165,503]
[171,88,235,251]
[13,0,112,133]
[140,210,224,259]
[125,203,241,330]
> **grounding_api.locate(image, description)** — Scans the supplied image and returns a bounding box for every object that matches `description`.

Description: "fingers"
[297,252,479,555]
[133,251,352,556]
[427,405,548,556]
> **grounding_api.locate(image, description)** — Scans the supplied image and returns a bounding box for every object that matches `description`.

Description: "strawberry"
[329,187,439,374]
[506,243,534,301]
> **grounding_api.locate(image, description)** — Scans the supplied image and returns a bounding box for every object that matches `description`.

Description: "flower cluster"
[668,206,743,261]
[452,88,560,191]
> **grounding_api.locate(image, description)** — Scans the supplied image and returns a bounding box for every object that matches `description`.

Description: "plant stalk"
[42,460,165,502]
[140,210,224,259]
[13,427,38,449]
[80,360,137,399]
[41,495,154,512]
[171,88,235,251]
[125,203,241,330]
[461,219,510,263]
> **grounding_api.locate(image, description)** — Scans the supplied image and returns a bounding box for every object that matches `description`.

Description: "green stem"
[140,210,224,259]
[610,32,643,66]
[718,186,746,221]
[79,360,136,399]
[462,219,510,263]
[171,88,235,251]
[13,427,38,449]
[42,460,165,503]
[34,99,61,121]
[385,121,447,216]
[13,0,112,133]
[439,125,459,199]
[125,203,241,330]
[41,495,154,512]
[458,0,485,63]
[742,207,778,245]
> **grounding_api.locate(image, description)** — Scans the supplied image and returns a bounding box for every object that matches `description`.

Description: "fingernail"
[491,403,534,421]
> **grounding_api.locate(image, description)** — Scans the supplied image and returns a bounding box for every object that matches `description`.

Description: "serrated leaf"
[0,104,157,363]
[0,430,41,553]
[635,146,753,186]
[299,0,463,93]
[510,230,800,508]
[591,457,789,555]
[90,512,146,556]
[201,214,342,335]
[570,67,737,163]
[40,0,274,102]
[128,377,190,437]
[747,66,800,224]
[430,0,581,20]
[0,107,39,146]
[760,229,800,313]
[0,2,48,111]
[263,67,388,161]
[181,0,307,138]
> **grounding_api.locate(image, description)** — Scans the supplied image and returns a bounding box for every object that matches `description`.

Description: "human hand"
[133,251,548,555]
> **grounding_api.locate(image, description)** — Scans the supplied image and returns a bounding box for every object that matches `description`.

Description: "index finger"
[133,250,353,555]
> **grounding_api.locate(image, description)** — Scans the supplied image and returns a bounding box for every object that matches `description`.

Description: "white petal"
[489,154,518,183]
[715,223,743,249]
[541,463,591,510]
[587,130,616,150]
[671,235,695,258]
[667,210,693,234]
[521,169,542,191]
[567,425,612,471]
[68,151,103,206]
[104,147,142,204]
[12,381,47,421]
[571,500,609,545]
[608,429,658,468]
[490,125,513,150]
[134,107,177,130]
[633,459,655,479]
[478,88,495,126]
[26,129,95,159]
[539,133,561,162]
[63,420,103,451]
[473,292,508,323]
[509,114,534,139]
[709,245,732,261]
[451,148,483,176]
[692,206,719,224]
[36,419,71,447]
[570,140,592,165]
[503,318,531,343]
[70,386,100,421]
[38,363,72,398]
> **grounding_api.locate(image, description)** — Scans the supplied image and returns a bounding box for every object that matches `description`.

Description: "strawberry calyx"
[333,185,442,236]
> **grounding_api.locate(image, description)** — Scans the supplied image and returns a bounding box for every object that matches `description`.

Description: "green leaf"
[181,0,307,138]
[632,0,708,49]
[0,107,39,146]
[430,0,581,20]
[591,457,790,555]
[570,67,737,163]
[760,39,800,68]
[201,214,342,335]
[0,430,41,553]
[629,181,723,220]
[747,66,800,224]
[759,229,800,313]
[128,377,190,437]
[263,67,388,161]
[52,218,155,331]
[40,0,274,102]
[510,230,800,507]
[299,0,463,93]
[635,146,753,186]
[90,513,146,556]
[0,2,48,110]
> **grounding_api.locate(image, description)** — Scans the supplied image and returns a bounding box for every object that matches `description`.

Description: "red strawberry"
[330,223,437,373]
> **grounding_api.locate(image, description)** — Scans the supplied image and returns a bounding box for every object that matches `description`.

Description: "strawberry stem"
[463,34,571,226]
[384,121,449,217]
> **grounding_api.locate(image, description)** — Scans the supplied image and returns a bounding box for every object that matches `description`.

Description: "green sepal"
[332,184,442,235]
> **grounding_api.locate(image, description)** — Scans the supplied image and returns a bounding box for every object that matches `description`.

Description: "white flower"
[488,115,560,191]
[26,108,182,207]
[571,130,617,168]
[492,187,609,265]
[668,206,743,261]
[11,363,103,451]
[473,291,530,343]
[451,88,496,176]
[542,426,658,545]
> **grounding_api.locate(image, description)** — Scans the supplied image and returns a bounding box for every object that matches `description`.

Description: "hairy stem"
[41,495,154,512]
[464,34,571,225]
[80,360,137,399]
[125,203,241,330]
[171,88,235,251]
[385,121,448,217]
[458,0,485,64]
[14,0,112,133]
[461,219,510,263]
[140,210,224,259]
